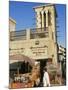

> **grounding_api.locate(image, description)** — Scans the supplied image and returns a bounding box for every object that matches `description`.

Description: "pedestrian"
[43,67,50,87]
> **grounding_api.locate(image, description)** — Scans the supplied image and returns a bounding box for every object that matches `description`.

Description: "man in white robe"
[43,67,50,87]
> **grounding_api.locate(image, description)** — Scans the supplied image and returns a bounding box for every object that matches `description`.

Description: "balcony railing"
[30,27,49,39]
[10,30,26,41]
[10,28,49,41]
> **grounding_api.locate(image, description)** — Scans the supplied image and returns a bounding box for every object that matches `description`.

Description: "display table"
[11,82,34,89]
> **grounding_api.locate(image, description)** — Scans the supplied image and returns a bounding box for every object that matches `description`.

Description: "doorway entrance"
[36,59,47,84]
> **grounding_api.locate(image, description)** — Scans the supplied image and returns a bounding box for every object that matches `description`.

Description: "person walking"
[43,67,50,87]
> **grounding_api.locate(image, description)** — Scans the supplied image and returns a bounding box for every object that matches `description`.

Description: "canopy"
[9,54,35,66]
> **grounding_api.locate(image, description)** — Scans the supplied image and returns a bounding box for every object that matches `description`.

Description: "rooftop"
[33,4,54,9]
[9,17,16,24]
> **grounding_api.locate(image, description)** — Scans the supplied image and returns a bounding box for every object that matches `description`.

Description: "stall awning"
[9,54,35,66]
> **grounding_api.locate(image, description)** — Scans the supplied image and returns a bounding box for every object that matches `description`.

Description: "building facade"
[58,45,66,84]
[10,4,58,65]
[9,4,59,83]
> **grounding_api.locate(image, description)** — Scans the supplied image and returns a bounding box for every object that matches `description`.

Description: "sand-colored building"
[9,18,16,32]
[58,45,66,81]
[10,4,58,65]
[9,4,59,83]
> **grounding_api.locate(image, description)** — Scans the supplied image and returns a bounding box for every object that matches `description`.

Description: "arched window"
[44,12,46,30]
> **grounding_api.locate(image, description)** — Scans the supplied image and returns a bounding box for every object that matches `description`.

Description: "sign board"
[30,46,48,59]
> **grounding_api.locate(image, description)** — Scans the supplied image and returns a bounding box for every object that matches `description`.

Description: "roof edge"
[33,4,54,9]
[9,17,16,24]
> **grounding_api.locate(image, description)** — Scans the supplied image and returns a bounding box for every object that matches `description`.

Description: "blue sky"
[9,1,66,47]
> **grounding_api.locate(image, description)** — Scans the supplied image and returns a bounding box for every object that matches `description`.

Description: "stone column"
[26,29,30,40]
[36,12,41,29]
[41,11,44,29]
[45,10,48,27]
